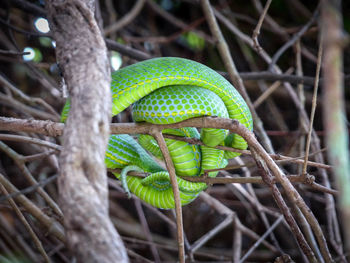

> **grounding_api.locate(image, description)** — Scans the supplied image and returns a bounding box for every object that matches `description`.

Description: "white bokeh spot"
[23,47,35,61]
[34,17,50,34]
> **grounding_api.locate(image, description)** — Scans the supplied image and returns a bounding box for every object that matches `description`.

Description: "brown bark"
[321,0,350,251]
[45,0,128,262]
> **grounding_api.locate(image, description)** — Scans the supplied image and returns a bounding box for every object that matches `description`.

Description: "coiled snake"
[62,57,253,209]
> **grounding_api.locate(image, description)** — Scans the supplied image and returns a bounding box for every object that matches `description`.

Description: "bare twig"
[0,174,58,203]
[104,0,146,35]
[0,134,61,151]
[199,192,279,253]
[240,215,284,263]
[302,33,323,176]
[253,68,294,108]
[0,93,58,120]
[212,11,338,260]
[105,39,153,60]
[0,172,65,243]
[202,0,275,154]
[0,116,332,172]
[134,199,161,262]
[252,0,272,52]
[0,183,51,263]
[250,148,317,262]
[268,7,319,71]
[149,129,185,263]
[232,215,242,263]
[0,74,60,120]
[0,141,63,218]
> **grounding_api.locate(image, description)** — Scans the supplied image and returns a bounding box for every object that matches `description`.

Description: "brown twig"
[0,175,58,203]
[202,0,275,154]
[240,215,284,263]
[251,0,272,53]
[107,38,153,60]
[267,7,319,71]
[0,93,58,120]
[302,32,323,176]
[0,74,60,120]
[253,68,294,108]
[0,116,331,172]
[0,141,63,218]
[0,134,61,151]
[149,129,185,263]
[0,183,51,263]
[199,192,279,253]
[134,199,161,262]
[250,148,317,262]
[212,11,338,260]
[0,172,65,243]
[104,0,146,35]
[232,215,242,262]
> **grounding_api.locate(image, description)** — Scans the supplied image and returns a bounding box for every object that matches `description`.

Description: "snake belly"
[61,57,253,209]
[108,57,253,209]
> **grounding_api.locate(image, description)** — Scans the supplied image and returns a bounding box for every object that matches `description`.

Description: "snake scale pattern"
[62,57,253,209]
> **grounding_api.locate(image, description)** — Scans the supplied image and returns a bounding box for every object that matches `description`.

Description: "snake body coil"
[63,57,253,209]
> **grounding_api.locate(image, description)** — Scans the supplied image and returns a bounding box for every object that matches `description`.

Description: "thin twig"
[253,68,294,108]
[0,141,63,218]
[0,49,30,56]
[249,148,317,262]
[0,175,58,203]
[201,0,275,154]
[134,199,161,263]
[302,32,323,176]
[232,215,242,263]
[199,192,278,253]
[190,214,233,253]
[0,183,52,263]
[0,74,60,120]
[149,129,185,263]
[105,39,153,60]
[104,0,146,35]
[0,173,65,243]
[252,0,272,53]
[239,215,284,263]
[268,7,319,71]
[0,134,61,151]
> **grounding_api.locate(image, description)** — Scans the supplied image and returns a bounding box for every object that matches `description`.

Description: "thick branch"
[45,0,128,262]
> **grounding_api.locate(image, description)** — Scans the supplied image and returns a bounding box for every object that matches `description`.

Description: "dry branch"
[45,0,128,262]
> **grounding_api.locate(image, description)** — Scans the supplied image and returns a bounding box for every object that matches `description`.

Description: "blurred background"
[0,0,349,262]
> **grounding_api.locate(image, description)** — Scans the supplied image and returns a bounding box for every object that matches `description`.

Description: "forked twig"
[252,0,272,53]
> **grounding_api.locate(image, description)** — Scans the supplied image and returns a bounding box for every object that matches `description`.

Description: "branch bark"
[321,0,350,251]
[45,0,128,262]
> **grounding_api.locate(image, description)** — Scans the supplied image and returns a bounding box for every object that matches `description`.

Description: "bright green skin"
[62,57,253,209]
[105,134,204,208]
[109,57,252,209]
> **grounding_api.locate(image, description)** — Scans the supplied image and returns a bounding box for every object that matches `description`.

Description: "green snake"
[61,57,253,209]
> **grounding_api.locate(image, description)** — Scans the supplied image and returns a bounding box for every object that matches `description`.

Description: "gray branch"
[45,0,128,262]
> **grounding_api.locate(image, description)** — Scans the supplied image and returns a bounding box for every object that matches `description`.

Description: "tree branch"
[45,0,128,262]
